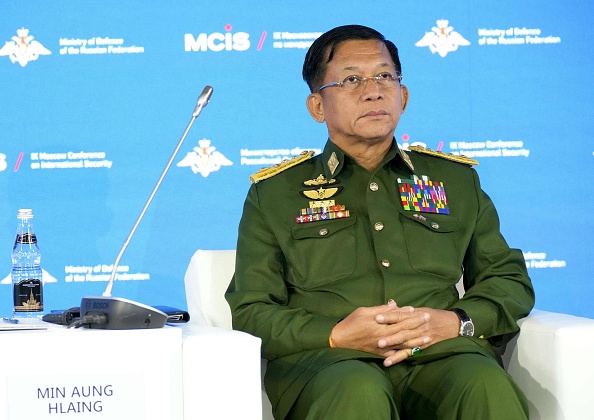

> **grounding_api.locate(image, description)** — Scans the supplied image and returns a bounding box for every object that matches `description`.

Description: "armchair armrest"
[179,324,263,420]
[502,309,594,420]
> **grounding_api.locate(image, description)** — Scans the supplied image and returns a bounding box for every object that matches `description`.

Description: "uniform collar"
[396,144,415,173]
[321,138,415,178]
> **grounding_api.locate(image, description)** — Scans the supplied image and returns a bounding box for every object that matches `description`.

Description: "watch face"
[461,321,474,337]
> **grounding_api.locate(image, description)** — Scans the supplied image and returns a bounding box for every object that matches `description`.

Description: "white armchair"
[184,249,594,420]
[183,249,273,420]
[503,310,594,419]
[181,250,264,420]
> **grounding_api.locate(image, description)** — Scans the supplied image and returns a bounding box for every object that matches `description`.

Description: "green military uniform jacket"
[226,139,535,419]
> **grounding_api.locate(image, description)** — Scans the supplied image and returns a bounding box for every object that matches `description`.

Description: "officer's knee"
[334,364,390,399]
[291,360,397,419]
[432,354,529,419]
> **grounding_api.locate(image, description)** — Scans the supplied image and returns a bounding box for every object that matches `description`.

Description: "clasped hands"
[329,300,460,367]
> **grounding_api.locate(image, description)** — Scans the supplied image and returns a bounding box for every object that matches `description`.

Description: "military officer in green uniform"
[226,25,535,419]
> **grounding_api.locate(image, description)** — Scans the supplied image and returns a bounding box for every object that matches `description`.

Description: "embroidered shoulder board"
[408,146,478,166]
[250,150,315,184]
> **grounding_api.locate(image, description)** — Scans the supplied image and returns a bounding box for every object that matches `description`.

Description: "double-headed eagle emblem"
[0,28,51,67]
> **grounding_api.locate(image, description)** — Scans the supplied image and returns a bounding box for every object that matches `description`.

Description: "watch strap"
[450,308,474,337]
[450,308,470,323]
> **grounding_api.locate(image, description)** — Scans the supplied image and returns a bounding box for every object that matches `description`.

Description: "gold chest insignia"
[297,174,349,224]
[300,186,342,200]
[303,174,337,186]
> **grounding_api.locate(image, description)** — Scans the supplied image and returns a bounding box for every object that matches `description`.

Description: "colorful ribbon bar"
[397,175,450,214]
[300,205,346,215]
[296,210,350,224]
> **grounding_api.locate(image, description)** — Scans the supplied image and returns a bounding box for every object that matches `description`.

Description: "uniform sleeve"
[454,169,535,339]
[225,184,338,361]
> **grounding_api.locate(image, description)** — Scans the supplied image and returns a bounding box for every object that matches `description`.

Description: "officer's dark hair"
[302,25,402,93]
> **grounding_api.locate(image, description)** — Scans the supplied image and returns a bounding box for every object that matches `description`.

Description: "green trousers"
[287,352,529,419]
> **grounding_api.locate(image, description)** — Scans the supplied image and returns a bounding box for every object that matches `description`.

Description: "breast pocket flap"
[399,211,460,233]
[291,217,357,240]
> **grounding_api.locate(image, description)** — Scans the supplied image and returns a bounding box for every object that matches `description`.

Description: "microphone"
[79,86,214,329]
[193,85,213,117]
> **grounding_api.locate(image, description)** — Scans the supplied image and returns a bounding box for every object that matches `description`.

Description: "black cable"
[67,319,87,329]
[61,307,81,325]
[67,313,108,329]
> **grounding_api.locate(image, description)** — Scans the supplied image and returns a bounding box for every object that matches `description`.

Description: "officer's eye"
[343,75,362,85]
[376,72,394,80]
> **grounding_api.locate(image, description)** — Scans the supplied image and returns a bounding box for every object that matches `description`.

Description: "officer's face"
[307,39,408,151]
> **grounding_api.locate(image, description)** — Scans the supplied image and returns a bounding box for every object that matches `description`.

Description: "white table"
[0,325,183,420]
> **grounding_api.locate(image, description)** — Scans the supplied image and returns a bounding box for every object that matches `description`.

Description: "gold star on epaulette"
[250,151,315,184]
[408,146,478,166]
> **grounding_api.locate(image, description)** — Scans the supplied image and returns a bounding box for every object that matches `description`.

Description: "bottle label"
[16,233,37,245]
[13,279,43,312]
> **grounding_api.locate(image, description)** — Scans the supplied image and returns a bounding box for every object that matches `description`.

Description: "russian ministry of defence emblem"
[0,28,51,67]
[416,20,470,57]
[177,138,233,178]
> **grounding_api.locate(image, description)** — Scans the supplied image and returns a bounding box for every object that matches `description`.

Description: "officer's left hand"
[376,307,459,367]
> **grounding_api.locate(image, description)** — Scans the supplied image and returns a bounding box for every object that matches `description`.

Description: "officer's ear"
[400,85,409,113]
[306,93,325,123]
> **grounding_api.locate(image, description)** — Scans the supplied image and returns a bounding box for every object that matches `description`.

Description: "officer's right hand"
[329,300,429,359]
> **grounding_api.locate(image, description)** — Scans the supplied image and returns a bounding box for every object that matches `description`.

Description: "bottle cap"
[17,208,34,219]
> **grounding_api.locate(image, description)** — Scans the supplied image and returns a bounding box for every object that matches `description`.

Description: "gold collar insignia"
[401,149,414,171]
[327,152,339,175]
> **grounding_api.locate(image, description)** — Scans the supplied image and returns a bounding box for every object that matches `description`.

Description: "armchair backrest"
[184,249,236,328]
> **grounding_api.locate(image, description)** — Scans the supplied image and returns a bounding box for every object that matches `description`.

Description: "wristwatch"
[450,308,474,337]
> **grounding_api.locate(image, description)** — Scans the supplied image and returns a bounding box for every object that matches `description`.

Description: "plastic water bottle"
[12,208,44,318]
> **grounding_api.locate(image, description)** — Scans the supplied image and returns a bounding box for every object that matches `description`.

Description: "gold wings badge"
[300,186,342,200]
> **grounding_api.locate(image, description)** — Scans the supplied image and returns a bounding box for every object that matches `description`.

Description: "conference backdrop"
[1,1,593,319]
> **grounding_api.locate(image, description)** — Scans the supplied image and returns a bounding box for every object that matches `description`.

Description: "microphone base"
[80,296,168,329]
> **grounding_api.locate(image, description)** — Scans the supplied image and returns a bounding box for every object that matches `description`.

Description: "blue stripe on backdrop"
[1,0,592,317]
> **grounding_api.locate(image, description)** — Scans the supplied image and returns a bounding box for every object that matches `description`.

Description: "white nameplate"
[8,373,145,419]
